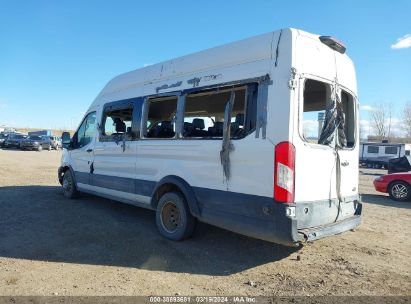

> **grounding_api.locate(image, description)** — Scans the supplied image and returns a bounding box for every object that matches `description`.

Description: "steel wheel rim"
[160,201,181,233]
[392,184,408,198]
[63,174,72,193]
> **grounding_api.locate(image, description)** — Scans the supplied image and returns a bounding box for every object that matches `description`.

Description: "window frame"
[100,98,143,142]
[384,146,398,155]
[138,77,263,141]
[298,75,358,150]
[141,92,181,140]
[72,111,96,149]
[180,83,258,141]
[367,146,379,154]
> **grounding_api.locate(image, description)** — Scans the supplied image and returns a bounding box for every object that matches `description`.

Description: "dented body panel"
[60,28,361,246]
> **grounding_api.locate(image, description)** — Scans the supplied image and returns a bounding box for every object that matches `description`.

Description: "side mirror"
[62,132,71,149]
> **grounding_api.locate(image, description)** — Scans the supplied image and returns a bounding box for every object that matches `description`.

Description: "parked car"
[21,135,52,151]
[374,173,411,201]
[48,136,62,150]
[0,133,9,147]
[3,134,27,149]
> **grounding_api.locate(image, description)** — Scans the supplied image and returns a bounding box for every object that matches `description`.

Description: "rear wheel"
[62,170,78,199]
[388,181,411,201]
[155,191,196,241]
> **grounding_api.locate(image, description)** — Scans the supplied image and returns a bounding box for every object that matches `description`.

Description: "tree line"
[365,102,411,142]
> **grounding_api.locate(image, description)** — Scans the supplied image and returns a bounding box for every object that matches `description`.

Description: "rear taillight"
[274,141,295,203]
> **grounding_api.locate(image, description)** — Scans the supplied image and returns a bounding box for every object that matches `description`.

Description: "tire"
[48,145,51,151]
[155,191,196,241]
[62,170,78,199]
[388,181,411,202]
[374,163,382,169]
[37,145,43,152]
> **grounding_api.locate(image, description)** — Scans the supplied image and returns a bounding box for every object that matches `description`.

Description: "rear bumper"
[298,213,361,242]
[195,189,362,247]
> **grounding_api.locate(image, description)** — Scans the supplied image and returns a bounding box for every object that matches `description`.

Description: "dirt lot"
[0,149,410,296]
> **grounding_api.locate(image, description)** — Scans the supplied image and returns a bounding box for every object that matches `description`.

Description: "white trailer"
[359,142,411,168]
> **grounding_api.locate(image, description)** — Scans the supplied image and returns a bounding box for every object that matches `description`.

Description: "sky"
[0,0,410,136]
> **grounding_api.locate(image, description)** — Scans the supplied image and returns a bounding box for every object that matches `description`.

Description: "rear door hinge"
[288,67,298,90]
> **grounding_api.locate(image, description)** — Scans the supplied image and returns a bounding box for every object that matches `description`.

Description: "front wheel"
[37,145,43,152]
[388,181,411,201]
[155,192,196,241]
[62,170,78,199]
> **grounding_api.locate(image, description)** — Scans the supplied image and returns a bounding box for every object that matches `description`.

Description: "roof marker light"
[319,36,346,54]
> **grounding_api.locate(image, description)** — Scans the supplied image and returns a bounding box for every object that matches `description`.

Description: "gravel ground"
[0,149,410,296]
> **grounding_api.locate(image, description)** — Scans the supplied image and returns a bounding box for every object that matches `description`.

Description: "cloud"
[302,120,319,137]
[360,105,376,112]
[391,34,411,49]
[143,63,153,67]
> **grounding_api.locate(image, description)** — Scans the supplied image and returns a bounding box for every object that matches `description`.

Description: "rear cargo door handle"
[86,149,93,153]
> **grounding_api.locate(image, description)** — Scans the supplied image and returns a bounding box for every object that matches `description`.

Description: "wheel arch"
[58,165,77,186]
[388,179,411,190]
[151,175,201,218]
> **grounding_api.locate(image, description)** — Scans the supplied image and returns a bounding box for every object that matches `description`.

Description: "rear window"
[302,79,356,148]
[302,79,331,143]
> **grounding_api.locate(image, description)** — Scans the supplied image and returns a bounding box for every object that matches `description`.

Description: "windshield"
[14,135,25,139]
[29,136,42,140]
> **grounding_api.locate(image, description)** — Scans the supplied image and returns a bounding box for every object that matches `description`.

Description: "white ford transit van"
[59,28,362,246]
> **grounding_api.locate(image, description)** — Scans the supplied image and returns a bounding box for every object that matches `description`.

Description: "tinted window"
[367,146,379,154]
[385,146,398,155]
[29,136,41,140]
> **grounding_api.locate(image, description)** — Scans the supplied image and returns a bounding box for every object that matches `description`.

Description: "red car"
[374,172,411,201]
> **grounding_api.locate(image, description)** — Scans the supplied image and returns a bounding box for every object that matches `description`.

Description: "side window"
[75,112,96,148]
[385,146,398,155]
[101,106,133,141]
[367,146,379,154]
[183,85,256,139]
[144,96,178,139]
